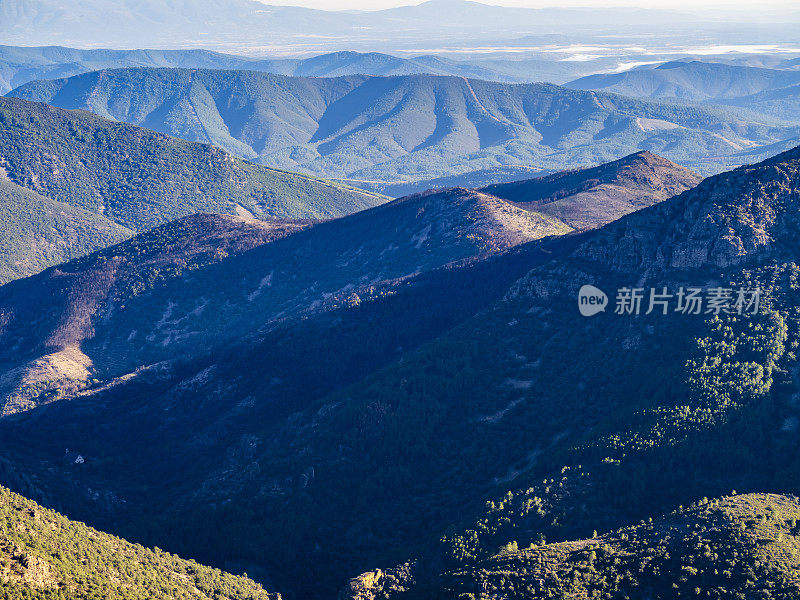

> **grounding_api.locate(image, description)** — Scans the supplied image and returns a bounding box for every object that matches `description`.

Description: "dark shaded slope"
[324,144,800,598]
[0,222,584,598]
[0,187,563,416]
[0,213,307,416]
[176,144,800,596]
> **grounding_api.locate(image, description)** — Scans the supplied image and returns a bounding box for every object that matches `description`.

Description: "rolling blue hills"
[568,60,800,121]
[10,67,800,183]
[0,45,519,95]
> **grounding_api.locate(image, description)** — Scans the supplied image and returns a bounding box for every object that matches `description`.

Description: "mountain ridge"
[481,150,702,229]
[10,67,800,180]
[567,60,800,121]
[0,182,574,417]
[569,143,800,273]
[568,60,800,101]
[0,96,384,232]
[0,44,524,95]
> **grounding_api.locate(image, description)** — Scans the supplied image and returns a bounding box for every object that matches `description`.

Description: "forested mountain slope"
[0,179,131,283]
[0,97,383,231]
[0,484,278,599]
[10,68,800,180]
[0,146,797,598]
[394,494,800,599]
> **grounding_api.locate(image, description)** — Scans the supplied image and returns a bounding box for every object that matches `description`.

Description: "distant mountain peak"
[481,151,701,230]
[626,149,660,160]
[417,0,477,6]
[575,143,800,272]
[615,149,693,171]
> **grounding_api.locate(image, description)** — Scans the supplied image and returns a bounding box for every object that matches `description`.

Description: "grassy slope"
[0,179,132,284]
[9,68,800,179]
[0,97,384,232]
[0,484,276,599]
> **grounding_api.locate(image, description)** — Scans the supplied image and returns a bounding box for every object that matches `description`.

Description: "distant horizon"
[257,0,800,13]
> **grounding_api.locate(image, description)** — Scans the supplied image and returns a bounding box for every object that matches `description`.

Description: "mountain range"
[0,45,524,95]
[0,152,693,417]
[1,141,798,598]
[569,60,800,102]
[11,44,800,98]
[10,67,800,184]
[5,9,800,596]
[568,60,800,121]
[0,96,383,282]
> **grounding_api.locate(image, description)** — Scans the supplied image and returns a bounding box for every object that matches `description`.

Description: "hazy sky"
[261,0,799,10]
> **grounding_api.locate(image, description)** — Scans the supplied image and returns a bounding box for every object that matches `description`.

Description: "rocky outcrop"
[339,563,416,600]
